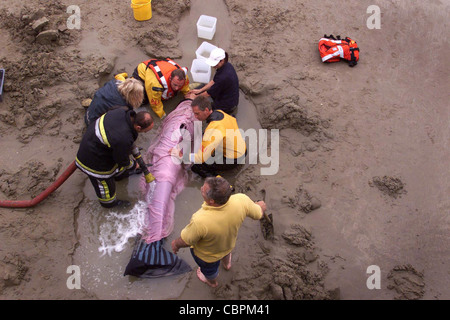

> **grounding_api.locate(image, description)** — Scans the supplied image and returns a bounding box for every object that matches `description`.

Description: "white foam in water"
[98,200,148,256]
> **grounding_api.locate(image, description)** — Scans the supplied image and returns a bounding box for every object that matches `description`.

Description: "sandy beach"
[0,0,448,300]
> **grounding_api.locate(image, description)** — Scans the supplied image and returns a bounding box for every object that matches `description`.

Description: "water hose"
[0,160,77,208]
[131,145,155,183]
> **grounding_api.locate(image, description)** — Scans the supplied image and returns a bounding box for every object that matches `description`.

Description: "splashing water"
[98,182,156,256]
[98,200,149,256]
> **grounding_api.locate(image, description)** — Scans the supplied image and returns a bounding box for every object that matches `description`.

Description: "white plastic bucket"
[195,41,218,61]
[196,15,217,40]
[190,59,211,83]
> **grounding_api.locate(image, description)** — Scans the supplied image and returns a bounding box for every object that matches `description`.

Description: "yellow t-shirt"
[180,193,263,262]
[191,110,247,164]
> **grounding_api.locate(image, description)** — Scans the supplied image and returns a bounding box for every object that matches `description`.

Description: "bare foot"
[196,268,218,288]
[221,252,232,271]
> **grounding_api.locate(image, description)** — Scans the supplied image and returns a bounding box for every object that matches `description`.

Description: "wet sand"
[0,0,448,300]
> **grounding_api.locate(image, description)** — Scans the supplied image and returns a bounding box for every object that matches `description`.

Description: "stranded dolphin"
[124,99,195,278]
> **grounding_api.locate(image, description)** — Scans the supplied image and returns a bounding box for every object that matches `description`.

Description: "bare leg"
[196,268,218,288]
[221,252,232,271]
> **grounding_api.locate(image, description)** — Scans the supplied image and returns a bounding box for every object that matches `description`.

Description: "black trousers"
[191,155,246,178]
[88,175,118,208]
[87,160,136,208]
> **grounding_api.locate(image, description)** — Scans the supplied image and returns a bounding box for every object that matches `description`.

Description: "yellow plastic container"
[131,0,152,21]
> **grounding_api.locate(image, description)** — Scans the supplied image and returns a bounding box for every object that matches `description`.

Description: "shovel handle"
[263,212,272,224]
[258,190,272,224]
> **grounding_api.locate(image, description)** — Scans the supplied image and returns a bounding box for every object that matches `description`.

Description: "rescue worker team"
[75,48,267,287]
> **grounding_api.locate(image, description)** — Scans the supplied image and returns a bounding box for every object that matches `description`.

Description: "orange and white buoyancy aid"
[143,58,188,100]
[319,35,360,67]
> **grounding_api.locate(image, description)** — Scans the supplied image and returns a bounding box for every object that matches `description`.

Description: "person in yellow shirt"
[171,95,247,178]
[116,58,191,119]
[171,176,266,287]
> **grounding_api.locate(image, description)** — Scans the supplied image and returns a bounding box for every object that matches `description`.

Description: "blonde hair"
[117,78,144,109]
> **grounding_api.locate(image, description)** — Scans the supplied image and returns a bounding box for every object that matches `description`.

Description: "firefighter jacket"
[76,108,138,178]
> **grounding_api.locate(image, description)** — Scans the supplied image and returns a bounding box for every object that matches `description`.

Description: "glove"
[144,172,155,183]
[115,72,128,81]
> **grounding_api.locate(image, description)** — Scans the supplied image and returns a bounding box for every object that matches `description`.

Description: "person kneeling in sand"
[170,95,247,178]
[171,176,266,287]
[84,78,144,126]
[117,58,191,119]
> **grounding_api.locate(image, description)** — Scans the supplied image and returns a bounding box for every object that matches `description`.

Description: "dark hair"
[135,111,153,129]
[224,52,229,64]
[192,95,211,111]
[205,177,232,205]
[171,68,186,81]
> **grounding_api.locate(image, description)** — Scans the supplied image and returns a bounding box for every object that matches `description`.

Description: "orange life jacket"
[319,35,359,67]
[143,58,188,100]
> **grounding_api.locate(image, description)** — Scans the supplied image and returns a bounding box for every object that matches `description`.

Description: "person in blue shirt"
[189,48,239,116]
[84,78,144,126]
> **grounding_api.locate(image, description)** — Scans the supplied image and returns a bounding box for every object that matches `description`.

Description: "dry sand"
[0,0,448,300]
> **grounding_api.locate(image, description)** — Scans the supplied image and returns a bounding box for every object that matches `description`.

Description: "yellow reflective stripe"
[99,114,110,148]
[97,180,116,204]
[98,193,116,203]
[76,157,119,176]
[126,159,134,169]
[98,180,115,203]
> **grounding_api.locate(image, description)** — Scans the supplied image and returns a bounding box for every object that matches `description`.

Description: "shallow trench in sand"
[72,0,263,300]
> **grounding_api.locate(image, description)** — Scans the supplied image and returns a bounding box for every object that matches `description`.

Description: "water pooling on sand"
[73,0,262,299]
[97,200,148,256]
